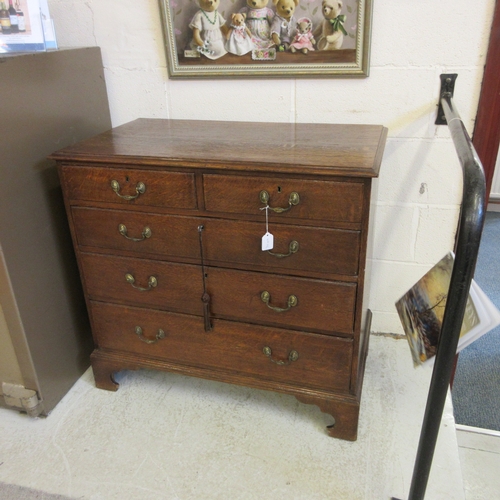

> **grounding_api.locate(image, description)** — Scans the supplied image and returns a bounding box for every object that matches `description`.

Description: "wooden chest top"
[50,118,387,177]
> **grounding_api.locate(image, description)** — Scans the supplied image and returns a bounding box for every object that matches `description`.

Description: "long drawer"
[80,253,356,334]
[71,207,360,276]
[90,301,353,393]
[203,174,365,223]
[60,165,197,209]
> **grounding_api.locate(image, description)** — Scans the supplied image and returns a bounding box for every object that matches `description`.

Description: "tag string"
[260,204,269,233]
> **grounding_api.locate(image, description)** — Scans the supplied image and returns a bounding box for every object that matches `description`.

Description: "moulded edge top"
[49,118,388,178]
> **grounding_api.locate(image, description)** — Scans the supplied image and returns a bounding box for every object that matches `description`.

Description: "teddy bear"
[289,17,315,54]
[189,0,229,59]
[239,0,274,49]
[314,0,347,51]
[226,13,256,55]
[270,0,299,51]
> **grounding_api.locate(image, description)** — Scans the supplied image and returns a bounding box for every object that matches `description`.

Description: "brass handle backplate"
[125,273,157,291]
[267,240,299,258]
[261,291,297,312]
[259,190,300,213]
[263,346,299,365]
[111,179,146,200]
[118,224,152,242]
[135,326,166,344]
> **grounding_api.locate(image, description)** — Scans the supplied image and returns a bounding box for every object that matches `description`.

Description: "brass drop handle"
[118,224,152,242]
[267,240,299,258]
[261,291,297,312]
[263,346,299,365]
[111,179,146,200]
[259,190,300,213]
[125,273,158,291]
[135,326,166,344]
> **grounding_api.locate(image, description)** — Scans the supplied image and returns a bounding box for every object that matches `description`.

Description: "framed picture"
[0,0,45,53]
[159,0,373,78]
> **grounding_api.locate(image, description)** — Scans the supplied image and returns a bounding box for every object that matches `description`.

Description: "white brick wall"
[47,0,496,333]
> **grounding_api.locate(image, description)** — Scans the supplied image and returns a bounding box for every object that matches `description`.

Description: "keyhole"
[277,186,282,193]
[125,176,129,182]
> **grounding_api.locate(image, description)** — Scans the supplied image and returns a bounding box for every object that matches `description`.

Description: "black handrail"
[403,86,486,499]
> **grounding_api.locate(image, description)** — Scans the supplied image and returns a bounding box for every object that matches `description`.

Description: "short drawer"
[60,165,197,209]
[203,174,365,223]
[80,254,356,334]
[208,267,356,335]
[72,207,360,276]
[90,301,353,393]
[80,253,204,316]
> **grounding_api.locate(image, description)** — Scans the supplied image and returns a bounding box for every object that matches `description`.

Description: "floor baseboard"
[456,424,500,437]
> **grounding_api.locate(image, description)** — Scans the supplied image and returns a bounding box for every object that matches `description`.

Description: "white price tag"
[260,204,273,251]
[262,231,274,251]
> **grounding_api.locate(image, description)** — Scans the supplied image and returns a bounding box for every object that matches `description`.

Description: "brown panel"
[80,253,203,316]
[80,253,355,333]
[72,208,203,260]
[203,218,360,276]
[90,301,353,393]
[72,207,360,275]
[203,174,365,223]
[61,166,197,209]
[207,267,356,334]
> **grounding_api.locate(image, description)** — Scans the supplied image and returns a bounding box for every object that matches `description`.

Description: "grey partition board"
[0,48,112,413]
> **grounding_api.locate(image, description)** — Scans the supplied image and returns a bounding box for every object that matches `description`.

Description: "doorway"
[451,0,500,432]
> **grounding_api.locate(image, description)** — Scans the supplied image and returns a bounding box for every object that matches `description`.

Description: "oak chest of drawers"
[52,119,387,441]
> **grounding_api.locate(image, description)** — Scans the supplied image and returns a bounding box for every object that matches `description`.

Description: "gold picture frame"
[159,0,373,78]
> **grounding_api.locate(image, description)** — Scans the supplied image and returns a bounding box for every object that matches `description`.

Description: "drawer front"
[72,208,203,260]
[90,301,353,393]
[72,207,360,275]
[203,174,365,223]
[80,253,204,316]
[80,254,356,333]
[208,268,356,335]
[61,166,197,209]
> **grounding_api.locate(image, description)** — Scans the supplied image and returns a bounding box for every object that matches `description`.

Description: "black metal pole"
[405,91,486,499]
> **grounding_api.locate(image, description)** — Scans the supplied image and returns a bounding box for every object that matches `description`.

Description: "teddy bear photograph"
[159,0,372,77]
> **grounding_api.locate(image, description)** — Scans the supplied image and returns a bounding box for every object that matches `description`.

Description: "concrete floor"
[0,336,468,499]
